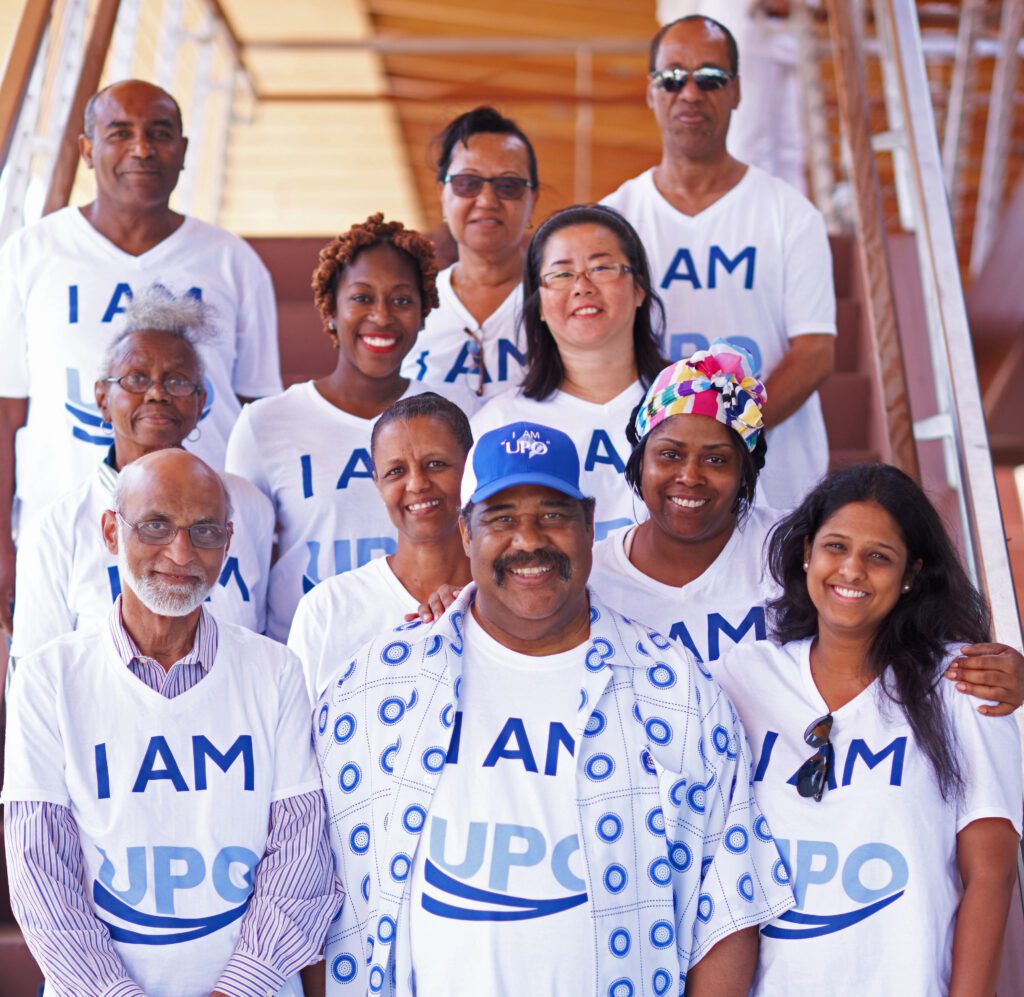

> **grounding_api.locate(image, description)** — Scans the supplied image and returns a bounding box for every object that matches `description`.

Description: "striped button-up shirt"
[5,600,341,997]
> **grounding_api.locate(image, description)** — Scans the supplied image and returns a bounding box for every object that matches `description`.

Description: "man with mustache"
[602,14,836,511]
[313,422,793,995]
[3,449,339,996]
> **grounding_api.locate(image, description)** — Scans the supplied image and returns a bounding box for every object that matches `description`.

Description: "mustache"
[493,548,572,586]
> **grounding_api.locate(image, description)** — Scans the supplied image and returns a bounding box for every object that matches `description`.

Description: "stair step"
[819,371,874,450]
[834,298,862,371]
[0,927,43,995]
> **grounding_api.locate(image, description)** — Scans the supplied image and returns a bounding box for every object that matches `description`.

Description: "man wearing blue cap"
[313,422,793,995]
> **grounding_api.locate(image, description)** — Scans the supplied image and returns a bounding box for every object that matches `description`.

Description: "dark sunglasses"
[795,713,834,802]
[649,67,735,93]
[443,173,535,201]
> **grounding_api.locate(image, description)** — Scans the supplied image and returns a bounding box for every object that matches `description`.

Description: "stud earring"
[802,561,808,571]
[902,583,910,593]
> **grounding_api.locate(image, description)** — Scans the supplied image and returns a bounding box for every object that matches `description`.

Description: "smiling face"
[332,243,424,379]
[95,329,205,468]
[102,450,230,619]
[647,19,739,162]
[372,415,467,543]
[537,222,645,357]
[461,484,593,649]
[80,81,187,210]
[640,414,743,546]
[804,500,919,643]
[440,132,536,256]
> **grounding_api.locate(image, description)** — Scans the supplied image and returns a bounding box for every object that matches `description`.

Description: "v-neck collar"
[441,264,521,332]
[645,164,753,223]
[70,206,192,265]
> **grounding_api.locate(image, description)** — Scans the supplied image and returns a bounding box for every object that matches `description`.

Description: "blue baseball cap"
[462,421,585,504]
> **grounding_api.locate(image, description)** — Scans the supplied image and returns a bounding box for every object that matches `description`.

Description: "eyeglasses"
[795,713,834,802]
[463,327,487,398]
[443,173,535,201]
[101,373,201,397]
[539,263,633,291]
[649,67,735,93]
[117,512,231,549]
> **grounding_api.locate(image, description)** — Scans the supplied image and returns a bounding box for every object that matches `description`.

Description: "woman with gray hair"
[10,286,274,660]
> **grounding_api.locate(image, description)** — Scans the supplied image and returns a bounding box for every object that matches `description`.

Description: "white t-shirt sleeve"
[287,592,329,704]
[10,510,75,660]
[229,248,282,399]
[782,198,837,339]
[2,655,70,806]
[224,404,272,499]
[0,234,29,397]
[948,684,1024,835]
[270,647,322,802]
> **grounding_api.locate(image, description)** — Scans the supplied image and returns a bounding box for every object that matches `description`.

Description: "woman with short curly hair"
[226,214,474,641]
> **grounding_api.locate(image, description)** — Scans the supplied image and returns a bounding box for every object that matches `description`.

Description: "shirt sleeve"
[2,653,71,806]
[213,790,343,997]
[651,657,795,967]
[781,196,837,339]
[948,683,1024,835]
[271,648,322,801]
[0,233,30,397]
[4,802,144,997]
[10,508,75,660]
[287,591,329,705]
[225,404,273,500]
[230,246,283,399]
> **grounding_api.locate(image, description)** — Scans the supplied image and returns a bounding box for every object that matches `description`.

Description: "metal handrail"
[878,0,1022,651]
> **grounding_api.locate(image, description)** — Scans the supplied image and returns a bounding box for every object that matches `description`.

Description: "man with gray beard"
[3,448,340,996]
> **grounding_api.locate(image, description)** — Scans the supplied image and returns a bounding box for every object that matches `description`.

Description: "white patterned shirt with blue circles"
[314,585,795,995]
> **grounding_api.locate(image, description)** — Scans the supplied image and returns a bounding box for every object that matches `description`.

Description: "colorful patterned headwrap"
[633,340,767,450]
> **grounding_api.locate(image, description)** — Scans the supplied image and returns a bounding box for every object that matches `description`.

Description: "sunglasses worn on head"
[444,173,535,201]
[795,713,834,802]
[650,67,735,93]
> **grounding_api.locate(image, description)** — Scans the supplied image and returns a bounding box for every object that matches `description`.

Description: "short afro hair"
[311,213,440,337]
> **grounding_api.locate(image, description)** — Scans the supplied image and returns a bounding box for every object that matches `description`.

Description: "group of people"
[0,12,1021,997]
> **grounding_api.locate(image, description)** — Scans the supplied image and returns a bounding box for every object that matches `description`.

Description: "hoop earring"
[186,426,201,444]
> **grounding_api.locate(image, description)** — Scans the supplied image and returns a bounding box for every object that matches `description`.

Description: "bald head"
[84,80,183,139]
[114,449,231,523]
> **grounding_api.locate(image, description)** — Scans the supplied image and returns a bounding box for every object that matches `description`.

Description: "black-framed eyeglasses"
[649,67,735,93]
[540,263,633,291]
[117,512,231,549]
[795,713,834,802]
[443,173,535,201]
[101,373,202,397]
[463,327,486,398]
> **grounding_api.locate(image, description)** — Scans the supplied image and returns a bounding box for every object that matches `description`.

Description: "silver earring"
[186,426,201,443]
[802,561,808,571]
[902,583,910,593]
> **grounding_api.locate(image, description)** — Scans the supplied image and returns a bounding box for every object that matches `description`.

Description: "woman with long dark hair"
[401,106,538,401]
[710,464,1022,994]
[471,203,666,540]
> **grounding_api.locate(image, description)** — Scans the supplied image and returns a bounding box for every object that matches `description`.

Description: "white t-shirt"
[10,459,274,658]
[408,614,592,997]
[590,505,780,663]
[401,264,523,405]
[470,383,644,541]
[2,619,321,997]
[0,207,282,526]
[602,166,836,509]
[712,637,1023,996]
[226,379,473,642]
[288,555,418,703]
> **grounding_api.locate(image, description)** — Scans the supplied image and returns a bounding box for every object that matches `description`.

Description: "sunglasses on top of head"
[443,173,535,201]
[649,67,735,93]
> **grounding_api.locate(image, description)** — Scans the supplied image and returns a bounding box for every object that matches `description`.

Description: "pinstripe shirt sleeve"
[214,789,343,997]
[5,801,145,997]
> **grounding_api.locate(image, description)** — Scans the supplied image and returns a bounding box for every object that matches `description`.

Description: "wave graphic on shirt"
[93,880,249,945]
[421,859,587,922]
[761,890,904,940]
